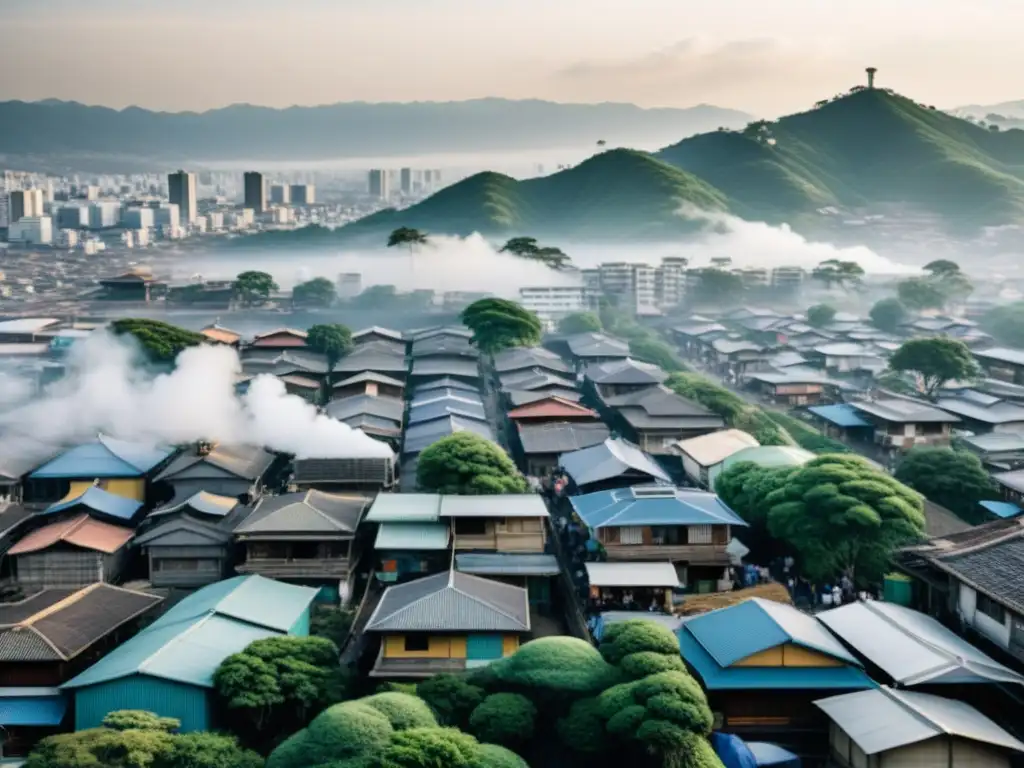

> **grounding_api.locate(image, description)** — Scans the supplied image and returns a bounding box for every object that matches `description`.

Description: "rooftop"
[235,490,367,536]
[148,490,240,520]
[455,552,560,577]
[564,332,630,359]
[935,397,1024,425]
[440,494,549,519]
[154,443,275,483]
[853,399,961,424]
[585,358,667,386]
[506,397,597,421]
[975,347,1024,368]
[365,493,442,523]
[559,438,671,488]
[9,514,134,556]
[517,422,611,455]
[808,404,872,429]
[571,485,746,528]
[586,561,681,588]
[403,415,494,455]
[374,522,450,551]
[673,429,760,467]
[42,485,143,522]
[30,435,174,479]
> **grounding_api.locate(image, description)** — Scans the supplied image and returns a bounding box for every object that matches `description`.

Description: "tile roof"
[673,429,760,467]
[235,490,367,536]
[559,438,671,488]
[506,397,597,421]
[9,515,133,555]
[517,422,610,455]
[326,395,405,423]
[365,571,530,633]
[30,435,174,479]
[42,485,142,522]
[853,399,961,424]
[564,332,631,358]
[585,358,667,386]
[571,485,746,528]
[0,583,162,662]
[155,443,275,483]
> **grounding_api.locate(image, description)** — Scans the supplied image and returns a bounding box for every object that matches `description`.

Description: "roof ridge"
[369,573,449,628]
[879,687,946,735]
[450,581,526,628]
[20,584,99,628]
[138,612,216,677]
[860,602,964,671]
[25,624,68,661]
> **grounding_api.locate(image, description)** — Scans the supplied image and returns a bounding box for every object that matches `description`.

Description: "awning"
[586,561,680,588]
[456,553,560,576]
[0,690,68,726]
[374,522,450,551]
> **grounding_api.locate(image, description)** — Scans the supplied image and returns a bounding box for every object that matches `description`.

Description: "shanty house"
[365,571,530,678]
[546,332,631,371]
[62,575,318,731]
[332,344,409,382]
[584,560,681,613]
[585,358,667,398]
[602,385,725,452]
[153,442,275,502]
[492,346,572,378]
[974,347,1024,386]
[673,429,760,489]
[38,485,143,526]
[515,422,610,477]
[248,328,308,350]
[744,371,831,406]
[852,399,960,450]
[331,371,406,401]
[365,494,450,583]
[934,393,1024,435]
[559,438,671,494]
[10,515,135,589]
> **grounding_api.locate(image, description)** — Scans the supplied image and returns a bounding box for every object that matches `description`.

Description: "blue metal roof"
[678,624,876,691]
[559,438,670,487]
[683,598,860,667]
[43,486,143,521]
[808,404,872,428]
[0,692,68,726]
[980,500,1023,519]
[62,575,318,690]
[31,435,173,479]
[571,486,747,529]
[407,399,487,425]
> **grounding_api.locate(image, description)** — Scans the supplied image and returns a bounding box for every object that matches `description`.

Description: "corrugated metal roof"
[62,575,318,690]
[815,687,1024,755]
[365,571,530,632]
[410,358,480,379]
[402,416,494,455]
[571,486,746,528]
[517,422,609,455]
[155,443,274,483]
[565,332,630,358]
[673,429,760,467]
[506,398,597,421]
[440,494,549,519]
[808,404,872,428]
[980,500,1023,519]
[375,522,450,550]
[586,561,680,587]
[585,358,667,386]
[456,553,560,576]
[853,399,960,424]
[408,399,487,425]
[0,691,67,726]
[9,515,133,555]
[150,491,238,519]
[507,388,582,407]
[30,435,173,478]
[43,486,142,521]
[333,371,406,388]
[413,377,479,395]
[0,318,60,333]
[818,601,1024,687]
[235,490,366,536]
[365,494,442,522]
[721,446,815,471]
[559,438,671,488]
[684,598,859,668]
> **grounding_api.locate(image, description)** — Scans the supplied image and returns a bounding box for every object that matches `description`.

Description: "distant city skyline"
[2,0,1023,116]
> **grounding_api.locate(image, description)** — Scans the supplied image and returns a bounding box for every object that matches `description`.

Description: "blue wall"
[74,676,211,732]
[288,605,311,636]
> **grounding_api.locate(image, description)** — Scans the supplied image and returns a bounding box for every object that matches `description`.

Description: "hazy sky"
[3,0,1023,115]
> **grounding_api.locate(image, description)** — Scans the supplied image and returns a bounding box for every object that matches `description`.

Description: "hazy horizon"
[3,0,1024,117]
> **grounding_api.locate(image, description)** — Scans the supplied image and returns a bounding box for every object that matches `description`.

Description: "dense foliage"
[869,297,908,332]
[233,271,278,306]
[387,227,429,249]
[761,411,851,454]
[468,693,537,750]
[895,447,998,523]
[499,237,571,269]
[416,674,485,729]
[306,323,354,370]
[664,373,790,446]
[292,277,337,307]
[806,303,837,327]
[982,301,1024,347]
[811,259,864,289]
[110,318,206,364]
[684,268,744,308]
[557,312,603,335]
[888,337,979,396]
[629,336,689,372]
[461,298,543,353]
[416,432,529,494]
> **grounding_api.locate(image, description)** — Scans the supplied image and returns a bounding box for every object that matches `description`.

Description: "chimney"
[196,440,214,456]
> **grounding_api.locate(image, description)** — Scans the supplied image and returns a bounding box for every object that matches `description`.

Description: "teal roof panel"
[571,486,746,529]
[375,522,450,550]
[43,486,143,521]
[31,435,173,479]
[364,494,442,523]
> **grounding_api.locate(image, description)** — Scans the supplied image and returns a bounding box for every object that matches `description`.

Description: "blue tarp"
[979,500,1023,519]
[0,694,68,726]
[711,732,758,768]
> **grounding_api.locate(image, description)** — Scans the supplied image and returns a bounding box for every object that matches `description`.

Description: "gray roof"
[333,371,406,389]
[935,397,1024,425]
[963,432,1024,454]
[410,357,481,380]
[507,388,583,407]
[234,490,367,536]
[375,522,450,551]
[403,415,494,455]
[155,443,275,483]
[585,358,667,386]
[559,438,671,487]
[325,395,405,423]
[332,350,408,375]
[455,553,560,576]
[410,335,478,359]
[853,399,961,424]
[353,326,404,343]
[365,493,442,522]
[493,346,571,375]
[586,561,680,588]
[413,377,479,395]
[815,687,1024,756]
[365,571,531,632]
[813,342,879,357]
[500,369,578,392]
[604,385,725,430]
[673,323,727,337]
[712,339,765,355]
[564,332,630,359]
[148,490,241,520]
[241,349,330,375]
[439,494,549,519]
[518,422,610,454]
[408,325,473,341]
[817,601,1024,687]
[975,347,1024,367]
[994,470,1024,494]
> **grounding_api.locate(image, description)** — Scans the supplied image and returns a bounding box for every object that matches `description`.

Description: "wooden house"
[153,442,275,503]
[248,328,309,350]
[745,371,831,406]
[515,422,610,477]
[365,571,530,678]
[602,385,725,453]
[442,494,548,554]
[331,371,406,401]
[974,348,1024,386]
[9,515,134,589]
[584,358,666,398]
[674,429,760,489]
[365,494,450,584]
[852,399,960,451]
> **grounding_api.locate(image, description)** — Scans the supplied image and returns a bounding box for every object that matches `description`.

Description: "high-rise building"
[289,184,315,205]
[8,216,53,245]
[656,257,689,309]
[56,205,89,229]
[269,184,290,205]
[87,201,121,229]
[153,203,180,231]
[8,190,29,223]
[243,171,266,213]
[400,168,413,195]
[121,207,155,230]
[368,169,389,199]
[168,170,197,223]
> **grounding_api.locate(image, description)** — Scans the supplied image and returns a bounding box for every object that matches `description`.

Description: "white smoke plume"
[0,331,393,466]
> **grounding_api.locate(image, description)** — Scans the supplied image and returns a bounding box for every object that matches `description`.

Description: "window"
[651,527,682,545]
[688,525,712,544]
[620,527,644,544]
[456,518,488,536]
[155,559,218,572]
[404,635,430,652]
[978,593,1006,623]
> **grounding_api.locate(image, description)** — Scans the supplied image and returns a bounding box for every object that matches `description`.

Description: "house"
[332,345,409,381]
[26,434,175,504]
[673,429,760,489]
[677,598,874,740]
[408,389,486,425]
[352,326,405,349]
[233,490,368,602]
[98,271,160,301]
[506,396,598,426]
[410,334,478,360]
[711,339,772,377]
[570,485,745,590]
[364,494,450,583]
[414,377,478,396]
[403,416,494,457]
[38,485,143,526]
[934,393,1024,434]
[443,494,548,554]
[602,385,725,452]
[584,358,667,398]
[584,561,681,613]
[199,324,241,347]
[454,552,560,611]
[10,515,134,589]
[153,442,275,502]
[744,371,831,406]
[816,687,1024,768]
[364,571,530,678]
[326,395,405,445]
[506,387,583,407]
[515,422,611,477]
[492,346,572,378]
[0,502,34,561]
[809,343,886,374]
[248,328,309,350]
[134,491,250,588]
[852,399,960,450]
[992,470,1024,504]
[671,322,728,359]
[807,404,875,441]
[720,445,816,473]
[62,575,318,731]
[546,332,631,370]
[276,374,322,401]
[331,371,406,401]
[408,357,481,386]
[974,347,1024,385]
[960,433,1024,472]
[240,349,330,382]
[559,438,671,493]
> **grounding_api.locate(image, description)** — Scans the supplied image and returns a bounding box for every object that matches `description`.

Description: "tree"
[765,454,926,583]
[811,259,864,289]
[665,373,749,423]
[416,674,485,729]
[629,337,687,372]
[869,298,908,332]
[361,692,439,730]
[686,269,744,307]
[923,259,961,277]
[233,271,278,307]
[110,319,206,365]
[468,693,537,750]
[306,323,353,372]
[983,302,1024,347]
[387,227,428,251]
[897,277,947,311]
[557,312,602,335]
[266,700,395,768]
[292,277,337,307]
[156,732,263,768]
[807,304,837,328]
[377,727,482,768]
[416,432,529,494]
[895,448,998,522]
[500,237,571,270]
[461,298,542,354]
[889,337,979,397]
[102,710,179,732]
[598,619,687,680]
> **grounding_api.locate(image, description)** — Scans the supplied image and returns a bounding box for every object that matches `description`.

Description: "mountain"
[657,88,1024,224]
[956,100,1024,120]
[0,98,753,161]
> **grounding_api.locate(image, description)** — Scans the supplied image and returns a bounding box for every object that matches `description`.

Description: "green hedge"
[762,411,851,454]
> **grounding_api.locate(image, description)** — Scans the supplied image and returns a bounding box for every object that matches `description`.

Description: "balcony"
[236,557,351,579]
[602,543,729,565]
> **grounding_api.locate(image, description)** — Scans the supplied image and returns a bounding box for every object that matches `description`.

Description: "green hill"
[658,88,1024,224]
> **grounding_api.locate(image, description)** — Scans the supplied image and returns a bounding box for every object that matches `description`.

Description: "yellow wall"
[502,635,520,656]
[102,478,145,501]
[732,643,844,668]
[63,481,96,500]
[383,635,520,659]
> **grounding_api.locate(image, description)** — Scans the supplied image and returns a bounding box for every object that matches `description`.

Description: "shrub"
[556,697,608,755]
[619,651,686,679]
[599,619,681,666]
[416,674,485,728]
[361,692,438,730]
[487,637,622,705]
[377,727,482,768]
[475,743,531,768]
[468,693,537,750]
[266,701,393,768]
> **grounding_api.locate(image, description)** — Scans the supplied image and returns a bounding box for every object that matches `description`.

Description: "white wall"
[960,583,1012,650]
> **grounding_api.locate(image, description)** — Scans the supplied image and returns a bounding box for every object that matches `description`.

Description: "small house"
[602,385,725,453]
[934,393,1024,435]
[506,396,597,427]
[326,395,405,446]
[443,494,548,554]
[960,433,1024,472]
[62,575,318,731]
[199,324,241,347]
[153,442,275,502]
[10,515,135,589]
[807,404,874,441]
[809,343,886,374]
[673,429,760,489]
[98,270,160,301]
[493,346,572,378]
[852,399,960,450]
[974,348,1024,386]
[559,438,671,494]
[365,571,530,678]
[332,343,409,381]
[403,416,494,457]
[515,422,610,477]
[365,494,450,583]
[584,560,681,613]
[584,358,667,398]
[745,371,831,406]
[545,332,631,371]
[711,339,771,378]
[352,326,405,349]
[248,328,308,350]
[331,371,406,401]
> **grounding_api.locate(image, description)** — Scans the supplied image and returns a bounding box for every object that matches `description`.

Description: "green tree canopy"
[807,304,837,328]
[306,323,354,371]
[416,674,485,729]
[387,227,429,250]
[686,269,744,307]
[156,732,264,768]
[869,297,908,332]
[765,454,926,583]
[499,237,540,257]
[598,619,687,680]
[110,319,206,365]
[499,237,571,269]
[665,373,748,422]
[102,710,179,732]
[461,298,542,354]
[982,302,1024,347]
[416,432,529,494]
[897,277,947,311]
[889,337,979,397]
[292,277,337,307]
[895,448,998,522]
[233,271,278,307]
[629,337,687,372]
[377,727,482,768]
[266,700,394,768]
[557,312,602,335]
[923,259,961,277]
[468,693,537,750]
[811,259,864,289]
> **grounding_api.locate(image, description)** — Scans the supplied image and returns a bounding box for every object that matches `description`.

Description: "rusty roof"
[9,515,133,556]
[506,396,597,421]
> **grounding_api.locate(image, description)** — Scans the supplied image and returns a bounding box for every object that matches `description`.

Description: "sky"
[3,0,1024,116]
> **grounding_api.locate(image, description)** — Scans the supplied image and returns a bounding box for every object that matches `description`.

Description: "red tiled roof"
[9,514,133,555]
[507,397,597,421]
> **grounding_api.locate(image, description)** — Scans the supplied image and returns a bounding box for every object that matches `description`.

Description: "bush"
[619,651,687,679]
[361,692,438,730]
[599,619,681,666]
[556,697,608,755]
[416,674,485,728]
[102,710,180,732]
[476,743,531,768]
[487,637,622,705]
[157,732,264,768]
[377,727,482,768]
[763,411,851,454]
[468,693,537,750]
[266,701,393,768]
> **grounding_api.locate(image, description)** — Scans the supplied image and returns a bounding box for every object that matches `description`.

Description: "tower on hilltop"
[866,67,877,89]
